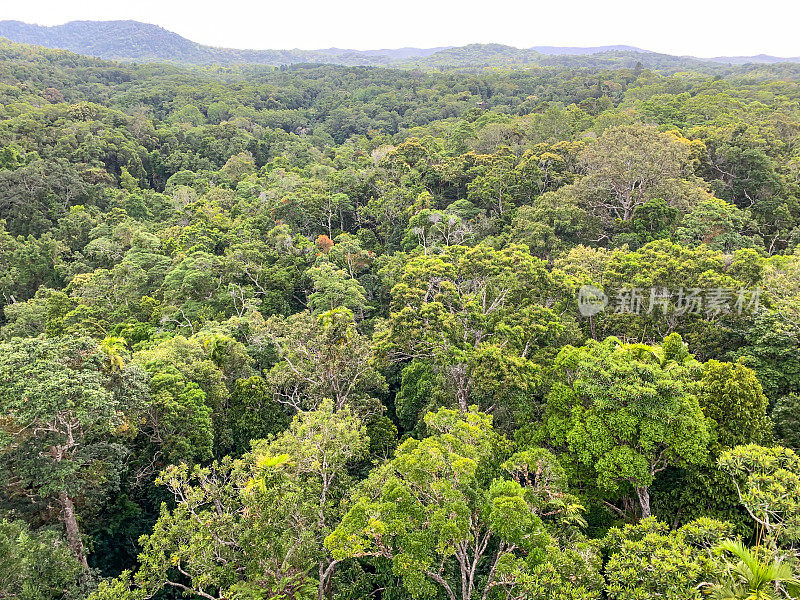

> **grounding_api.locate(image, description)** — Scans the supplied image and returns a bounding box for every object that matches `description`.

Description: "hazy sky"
[3,0,799,57]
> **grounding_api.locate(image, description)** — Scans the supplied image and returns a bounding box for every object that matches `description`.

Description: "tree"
[402,208,471,253]
[603,517,732,600]
[699,360,772,450]
[326,407,550,600]
[0,519,86,600]
[306,262,369,317]
[328,233,374,278]
[653,359,772,530]
[505,187,597,259]
[0,337,143,568]
[226,224,314,317]
[376,243,575,418]
[139,365,214,465]
[614,197,680,249]
[705,539,800,600]
[96,400,367,600]
[579,125,692,222]
[220,151,256,184]
[264,308,385,414]
[0,158,98,236]
[132,330,251,464]
[586,239,750,352]
[675,196,761,252]
[217,375,290,458]
[466,148,519,216]
[719,445,800,550]
[730,311,800,404]
[262,399,369,600]
[544,334,710,518]
[161,251,231,331]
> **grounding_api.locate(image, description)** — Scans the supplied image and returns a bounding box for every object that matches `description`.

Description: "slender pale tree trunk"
[635,486,651,519]
[450,364,470,412]
[318,558,338,600]
[59,491,88,569]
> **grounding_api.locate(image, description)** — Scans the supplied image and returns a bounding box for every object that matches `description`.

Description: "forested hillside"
[1,39,800,600]
[3,20,799,70]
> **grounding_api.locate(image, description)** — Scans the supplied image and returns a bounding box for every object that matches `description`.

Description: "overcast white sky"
[2,0,799,57]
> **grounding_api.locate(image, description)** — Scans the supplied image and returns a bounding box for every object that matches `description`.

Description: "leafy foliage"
[0,34,799,600]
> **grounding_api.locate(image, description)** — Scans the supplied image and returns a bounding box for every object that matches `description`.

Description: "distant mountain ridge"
[0,20,797,68]
[0,20,450,65]
[531,45,648,55]
[706,53,800,64]
[0,20,204,62]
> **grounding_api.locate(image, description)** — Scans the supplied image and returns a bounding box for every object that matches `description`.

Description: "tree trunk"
[59,491,88,569]
[635,486,651,519]
[450,364,470,412]
[318,559,338,600]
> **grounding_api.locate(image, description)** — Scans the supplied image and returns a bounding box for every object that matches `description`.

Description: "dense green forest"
[2,38,800,600]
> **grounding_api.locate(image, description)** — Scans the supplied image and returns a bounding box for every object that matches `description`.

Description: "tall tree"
[0,336,144,568]
[544,334,710,518]
[265,308,385,414]
[326,407,550,600]
[376,243,574,419]
[579,125,693,222]
[91,400,367,600]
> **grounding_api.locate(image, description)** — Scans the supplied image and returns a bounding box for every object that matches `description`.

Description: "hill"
[0,19,798,73]
[531,44,648,54]
[706,53,800,64]
[0,20,407,65]
[0,20,210,62]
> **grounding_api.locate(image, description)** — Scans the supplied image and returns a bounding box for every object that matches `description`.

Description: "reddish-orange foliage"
[316,234,334,254]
